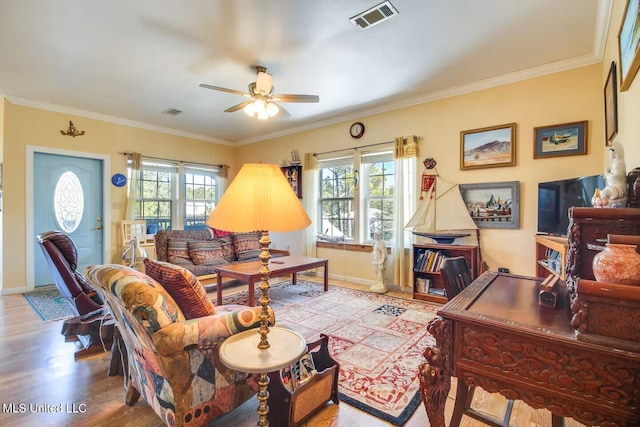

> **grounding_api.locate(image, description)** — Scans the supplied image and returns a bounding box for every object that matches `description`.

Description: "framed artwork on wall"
[459,181,520,229]
[460,123,516,170]
[604,61,618,144]
[533,121,588,159]
[618,0,640,91]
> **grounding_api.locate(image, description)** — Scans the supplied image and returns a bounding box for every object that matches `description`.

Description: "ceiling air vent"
[350,1,398,30]
[162,108,182,116]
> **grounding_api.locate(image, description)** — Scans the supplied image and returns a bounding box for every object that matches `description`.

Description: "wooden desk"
[418,271,640,427]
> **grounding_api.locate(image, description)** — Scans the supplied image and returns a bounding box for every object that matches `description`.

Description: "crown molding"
[236,52,601,146]
[592,0,613,61]
[4,95,233,146]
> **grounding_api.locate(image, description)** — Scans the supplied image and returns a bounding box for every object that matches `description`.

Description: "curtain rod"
[313,140,393,157]
[120,152,228,169]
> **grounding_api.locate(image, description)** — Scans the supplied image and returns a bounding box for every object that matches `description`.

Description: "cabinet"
[566,207,640,292]
[535,235,568,280]
[281,164,302,198]
[412,243,478,303]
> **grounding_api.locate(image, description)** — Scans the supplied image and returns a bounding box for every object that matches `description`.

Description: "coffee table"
[215,256,329,306]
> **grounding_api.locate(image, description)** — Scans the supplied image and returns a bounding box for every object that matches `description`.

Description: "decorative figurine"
[370,232,388,293]
[600,141,628,208]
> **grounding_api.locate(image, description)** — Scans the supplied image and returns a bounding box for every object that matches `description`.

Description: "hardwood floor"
[0,276,586,426]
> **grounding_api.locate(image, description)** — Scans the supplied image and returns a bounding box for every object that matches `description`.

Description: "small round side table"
[219,326,306,427]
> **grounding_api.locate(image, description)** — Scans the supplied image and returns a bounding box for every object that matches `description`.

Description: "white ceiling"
[0,0,610,145]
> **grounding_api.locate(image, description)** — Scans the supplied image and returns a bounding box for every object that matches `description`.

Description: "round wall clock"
[111,173,127,187]
[350,122,365,139]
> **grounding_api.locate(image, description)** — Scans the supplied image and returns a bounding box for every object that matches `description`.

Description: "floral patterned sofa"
[86,261,275,427]
[154,229,289,282]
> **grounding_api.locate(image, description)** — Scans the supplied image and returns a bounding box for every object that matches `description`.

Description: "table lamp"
[122,236,147,270]
[206,163,311,426]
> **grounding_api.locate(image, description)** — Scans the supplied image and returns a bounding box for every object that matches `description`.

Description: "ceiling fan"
[199,66,319,119]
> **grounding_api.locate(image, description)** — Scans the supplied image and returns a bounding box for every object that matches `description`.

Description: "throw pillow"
[167,239,194,266]
[232,231,262,261]
[187,240,227,266]
[85,264,185,334]
[208,226,233,238]
[216,234,237,262]
[143,258,216,320]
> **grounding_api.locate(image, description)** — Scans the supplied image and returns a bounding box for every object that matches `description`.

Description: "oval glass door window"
[54,171,84,233]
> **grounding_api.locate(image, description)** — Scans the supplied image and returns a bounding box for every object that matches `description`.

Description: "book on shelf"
[428,288,447,297]
[416,277,431,293]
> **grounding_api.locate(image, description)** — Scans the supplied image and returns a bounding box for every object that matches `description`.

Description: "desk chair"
[440,257,515,427]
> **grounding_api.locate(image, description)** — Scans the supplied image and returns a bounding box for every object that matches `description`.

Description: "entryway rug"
[23,285,75,321]
[221,280,439,426]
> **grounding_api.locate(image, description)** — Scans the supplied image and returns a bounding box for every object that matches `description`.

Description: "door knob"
[96,225,103,230]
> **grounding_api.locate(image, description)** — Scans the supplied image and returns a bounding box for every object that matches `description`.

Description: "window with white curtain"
[130,160,219,231]
[318,147,395,243]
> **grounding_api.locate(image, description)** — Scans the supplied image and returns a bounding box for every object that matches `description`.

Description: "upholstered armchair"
[85,262,274,427]
[36,230,104,316]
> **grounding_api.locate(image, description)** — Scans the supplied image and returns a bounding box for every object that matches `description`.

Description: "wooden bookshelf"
[535,235,568,280]
[412,243,478,303]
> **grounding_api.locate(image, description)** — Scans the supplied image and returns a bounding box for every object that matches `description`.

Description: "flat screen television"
[538,174,605,236]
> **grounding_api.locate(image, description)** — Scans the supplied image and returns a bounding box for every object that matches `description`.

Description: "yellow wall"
[238,65,605,282]
[2,101,236,291]
[604,0,640,166]
[4,0,640,291]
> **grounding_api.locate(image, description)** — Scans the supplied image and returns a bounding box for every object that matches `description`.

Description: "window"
[184,166,218,230]
[134,161,175,231]
[54,171,84,233]
[362,153,394,241]
[319,161,355,239]
[130,160,219,232]
[318,148,394,243]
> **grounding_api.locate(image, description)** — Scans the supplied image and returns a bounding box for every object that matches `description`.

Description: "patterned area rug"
[221,280,439,426]
[23,285,75,321]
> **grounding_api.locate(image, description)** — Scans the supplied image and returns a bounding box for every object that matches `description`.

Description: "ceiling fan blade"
[255,71,273,95]
[199,84,251,98]
[272,94,319,103]
[224,100,253,113]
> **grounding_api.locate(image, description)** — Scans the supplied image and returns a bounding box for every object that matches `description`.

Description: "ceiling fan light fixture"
[243,102,257,117]
[266,102,279,117]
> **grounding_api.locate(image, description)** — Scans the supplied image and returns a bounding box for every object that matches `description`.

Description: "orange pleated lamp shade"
[206,163,311,233]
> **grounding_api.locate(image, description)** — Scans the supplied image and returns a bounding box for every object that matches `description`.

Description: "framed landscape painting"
[533,121,588,159]
[460,123,516,170]
[618,0,640,91]
[459,181,520,229]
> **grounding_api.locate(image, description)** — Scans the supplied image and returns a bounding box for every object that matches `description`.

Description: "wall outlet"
[498,267,509,273]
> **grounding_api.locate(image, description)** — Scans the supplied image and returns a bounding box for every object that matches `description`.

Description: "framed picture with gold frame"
[618,0,640,91]
[460,123,516,170]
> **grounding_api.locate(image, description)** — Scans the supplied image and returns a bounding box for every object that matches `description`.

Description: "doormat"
[23,285,75,321]
[222,280,439,426]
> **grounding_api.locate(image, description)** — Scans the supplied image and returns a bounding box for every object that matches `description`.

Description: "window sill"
[316,241,372,253]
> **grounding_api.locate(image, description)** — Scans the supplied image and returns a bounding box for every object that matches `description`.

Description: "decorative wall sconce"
[60,121,85,138]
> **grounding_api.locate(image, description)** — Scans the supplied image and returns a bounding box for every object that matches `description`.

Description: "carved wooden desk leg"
[418,317,452,427]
